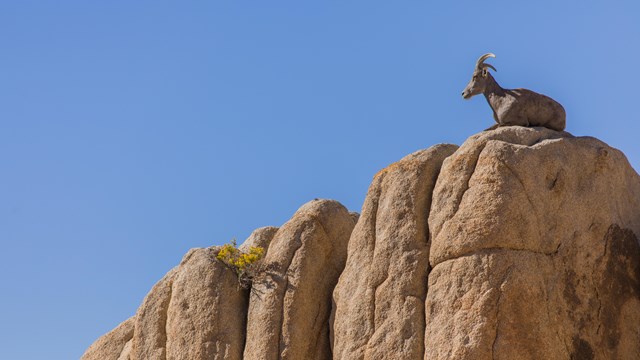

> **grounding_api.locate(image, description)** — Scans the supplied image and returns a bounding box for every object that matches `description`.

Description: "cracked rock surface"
[81,226,279,360]
[332,144,457,360]
[243,199,356,360]
[131,246,250,360]
[426,127,640,359]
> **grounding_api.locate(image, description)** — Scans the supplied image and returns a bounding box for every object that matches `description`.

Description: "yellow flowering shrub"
[216,239,265,287]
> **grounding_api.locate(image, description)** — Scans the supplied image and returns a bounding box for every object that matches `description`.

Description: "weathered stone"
[425,250,564,359]
[84,246,249,360]
[429,127,571,264]
[82,126,640,360]
[165,248,248,360]
[117,339,132,360]
[130,268,176,359]
[81,317,134,360]
[332,144,458,360]
[426,126,640,359]
[243,199,356,360]
[239,226,279,254]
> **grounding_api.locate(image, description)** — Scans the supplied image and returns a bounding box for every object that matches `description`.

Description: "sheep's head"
[462,53,497,99]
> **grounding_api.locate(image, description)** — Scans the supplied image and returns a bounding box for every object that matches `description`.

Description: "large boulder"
[131,247,250,360]
[83,247,250,360]
[331,144,458,360]
[239,226,279,254]
[425,126,640,359]
[81,317,134,360]
[243,199,357,360]
[82,225,279,360]
[167,248,250,360]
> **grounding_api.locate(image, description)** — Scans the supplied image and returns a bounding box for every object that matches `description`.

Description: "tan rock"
[117,339,132,360]
[425,250,564,359]
[81,317,134,360]
[82,126,640,360]
[332,144,458,360]
[239,226,279,254]
[243,199,357,360]
[165,248,248,360]
[426,126,640,359]
[112,247,248,360]
[130,268,176,359]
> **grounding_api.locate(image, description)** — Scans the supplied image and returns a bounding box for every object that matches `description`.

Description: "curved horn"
[480,63,497,72]
[475,53,496,68]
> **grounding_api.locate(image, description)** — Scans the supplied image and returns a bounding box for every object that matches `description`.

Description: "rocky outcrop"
[168,248,251,360]
[134,247,250,360]
[84,247,250,360]
[239,226,279,254]
[332,144,457,359]
[83,126,640,360]
[243,199,357,359]
[426,127,640,359]
[82,200,354,360]
[81,317,134,360]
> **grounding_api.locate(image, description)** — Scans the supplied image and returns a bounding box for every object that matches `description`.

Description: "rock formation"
[81,241,267,360]
[82,200,356,360]
[331,144,457,359]
[83,126,640,360]
[244,199,356,359]
[239,226,279,254]
[425,127,640,359]
[132,246,250,360]
[82,317,134,360]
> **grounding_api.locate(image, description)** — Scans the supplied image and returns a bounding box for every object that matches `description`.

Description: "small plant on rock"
[216,239,265,288]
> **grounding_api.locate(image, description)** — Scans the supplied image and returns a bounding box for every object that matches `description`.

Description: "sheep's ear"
[482,68,488,77]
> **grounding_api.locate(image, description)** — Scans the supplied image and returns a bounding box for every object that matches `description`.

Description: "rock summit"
[83,127,640,360]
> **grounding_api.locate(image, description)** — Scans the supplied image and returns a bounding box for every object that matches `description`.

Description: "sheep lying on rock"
[462,53,566,131]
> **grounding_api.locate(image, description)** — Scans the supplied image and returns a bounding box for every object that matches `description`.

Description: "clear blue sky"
[1,2,638,359]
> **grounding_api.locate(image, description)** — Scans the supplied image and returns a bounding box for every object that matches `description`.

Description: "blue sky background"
[1,1,639,359]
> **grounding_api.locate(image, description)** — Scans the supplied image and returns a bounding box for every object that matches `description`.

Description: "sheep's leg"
[500,116,529,128]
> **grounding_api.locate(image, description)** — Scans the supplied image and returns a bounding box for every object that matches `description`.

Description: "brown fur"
[462,57,566,131]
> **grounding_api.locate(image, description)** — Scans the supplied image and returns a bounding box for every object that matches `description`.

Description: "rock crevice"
[332,144,458,360]
[244,199,356,360]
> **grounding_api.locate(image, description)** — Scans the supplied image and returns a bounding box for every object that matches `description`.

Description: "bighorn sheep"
[462,53,566,131]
